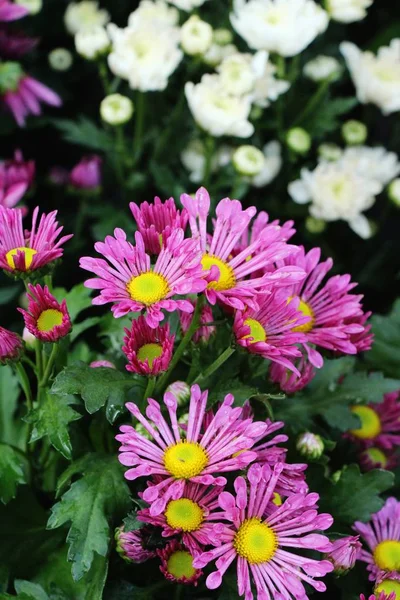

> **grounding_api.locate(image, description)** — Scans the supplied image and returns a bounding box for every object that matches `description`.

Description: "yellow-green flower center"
[166,550,196,580]
[201,254,236,291]
[37,309,64,332]
[137,343,163,367]
[291,298,314,333]
[373,540,400,572]
[350,406,382,439]
[165,498,204,532]
[163,441,208,479]
[375,579,400,598]
[364,447,388,467]
[272,492,282,506]
[243,318,266,343]
[233,518,277,564]
[127,271,169,305]
[5,247,37,270]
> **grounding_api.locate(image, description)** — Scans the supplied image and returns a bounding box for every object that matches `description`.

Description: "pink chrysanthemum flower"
[0,0,27,21]
[0,325,23,364]
[19,284,71,343]
[130,197,188,255]
[233,211,296,257]
[69,155,102,191]
[374,571,400,599]
[122,316,174,376]
[359,447,398,472]
[0,28,38,59]
[233,291,310,374]
[80,229,206,328]
[326,536,361,574]
[360,594,396,600]
[139,482,225,555]
[179,299,215,344]
[353,497,400,581]
[0,149,35,208]
[158,540,202,585]
[348,392,400,451]
[180,187,305,311]
[115,525,156,564]
[193,463,333,599]
[0,206,72,274]
[90,360,116,369]
[269,354,316,393]
[116,384,269,516]
[347,311,374,353]
[0,63,62,127]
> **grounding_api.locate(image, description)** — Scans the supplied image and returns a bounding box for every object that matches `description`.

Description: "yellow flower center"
[233,518,278,564]
[373,541,400,572]
[127,272,169,306]
[201,254,236,291]
[167,550,196,580]
[272,492,282,506]
[5,247,37,271]
[37,309,64,333]
[137,343,163,367]
[350,406,382,439]
[291,298,314,333]
[163,441,208,479]
[165,498,204,532]
[375,579,400,599]
[364,447,388,468]
[243,318,267,343]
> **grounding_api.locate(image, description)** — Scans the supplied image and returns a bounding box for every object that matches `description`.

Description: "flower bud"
[115,526,156,564]
[0,327,23,365]
[305,216,326,234]
[213,28,233,46]
[90,360,116,369]
[15,0,42,15]
[22,327,36,350]
[325,536,361,575]
[233,145,265,176]
[75,25,109,60]
[100,93,134,126]
[318,143,343,161]
[286,127,311,155]
[166,381,191,407]
[388,179,400,207]
[180,15,213,56]
[303,55,341,82]
[296,432,324,460]
[342,120,368,145]
[48,48,73,72]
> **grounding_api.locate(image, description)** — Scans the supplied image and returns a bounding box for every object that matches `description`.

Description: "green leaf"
[70,317,101,343]
[304,97,358,138]
[25,393,81,460]
[0,366,26,448]
[103,581,155,600]
[122,511,143,532]
[98,313,136,355]
[51,363,145,423]
[53,284,93,322]
[366,299,400,377]
[14,582,49,600]
[208,378,258,408]
[51,117,113,152]
[0,286,19,305]
[47,454,131,581]
[0,444,27,504]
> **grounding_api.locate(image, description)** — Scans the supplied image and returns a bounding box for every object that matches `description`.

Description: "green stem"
[156,296,204,393]
[133,91,145,163]
[39,344,59,388]
[44,274,53,292]
[35,340,43,382]
[291,79,331,127]
[203,136,215,190]
[98,60,111,94]
[21,355,37,371]
[275,55,286,79]
[14,362,33,411]
[114,127,127,195]
[193,346,235,385]
[143,376,156,402]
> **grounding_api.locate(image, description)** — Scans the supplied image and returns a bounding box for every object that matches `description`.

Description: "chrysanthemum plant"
[1,189,400,600]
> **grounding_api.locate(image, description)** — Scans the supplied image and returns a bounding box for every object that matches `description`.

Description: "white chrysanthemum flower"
[389,179,400,207]
[100,94,134,125]
[203,43,238,67]
[48,48,73,71]
[75,26,109,60]
[340,146,400,186]
[288,161,382,238]
[250,141,282,187]
[185,74,254,138]
[166,0,209,10]
[108,22,183,92]
[340,40,400,116]
[213,28,233,46]
[181,139,233,182]
[15,0,42,15]
[128,0,179,28]
[230,0,329,57]
[326,0,373,23]
[64,1,110,35]
[233,145,265,176]
[181,15,213,56]
[303,55,341,82]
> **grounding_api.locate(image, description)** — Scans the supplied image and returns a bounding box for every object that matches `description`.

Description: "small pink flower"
[347,392,400,451]
[115,526,156,563]
[19,284,71,343]
[90,360,116,369]
[122,316,174,375]
[0,0,28,22]
[0,28,38,59]
[0,206,73,274]
[348,311,374,353]
[179,300,215,344]
[0,325,23,364]
[69,155,102,191]
[157,540,202,585]
[326,536,361,574]
[373,571,400,600]
[130,197,188,255]
[80,228,206,328]
[269,354,316,393]
[181,187,305,311]
[193,463,333,598]
[0,149,35,208]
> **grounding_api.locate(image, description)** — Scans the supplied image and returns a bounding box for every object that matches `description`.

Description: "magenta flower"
[0,0,28,21]
[122,316,174,376]
[374,571,400,599]
[0,28,38,59]
[0,206,72,274]
[0,149,35,208]
[69,155,102,191]
[233,210,296,257]
[193,463,333,599]
[179,300,215,344]
[130,197,188,255]
[157,540,202,585]
[19,284,71,343]
[269,354,316,393]
[348,392,400,451]
[233,291,310,374]
[115,526,156,564]
[90,360,116,369]
[353,497,400,581]
[180,187,305,311]
[80,228,206,327]
[360,594,395,600]
[326,536,361,574]
[277,246,367,368]
[359,447,398,472]
[0,325,23,364]
[348,311,374,353]
[116,384,270,516]
[139,482,225,555]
